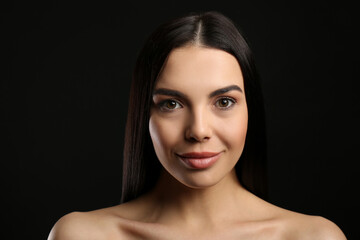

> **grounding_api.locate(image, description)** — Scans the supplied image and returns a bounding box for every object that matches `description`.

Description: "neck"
[146,168,250,228]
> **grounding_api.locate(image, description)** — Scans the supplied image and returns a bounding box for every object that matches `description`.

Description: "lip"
[176,152,222,169]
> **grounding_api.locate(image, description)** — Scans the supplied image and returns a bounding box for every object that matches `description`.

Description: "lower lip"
[177,153,222,169]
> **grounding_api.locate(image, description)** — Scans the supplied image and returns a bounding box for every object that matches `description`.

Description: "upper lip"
[176,152,221,158]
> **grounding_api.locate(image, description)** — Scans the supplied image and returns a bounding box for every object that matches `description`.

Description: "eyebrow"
[152,88,186,98]
[209,85,243,98]
[152,85,243,98]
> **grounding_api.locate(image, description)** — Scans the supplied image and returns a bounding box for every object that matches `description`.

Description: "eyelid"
[214,96,237,109]
[157,98,183,111]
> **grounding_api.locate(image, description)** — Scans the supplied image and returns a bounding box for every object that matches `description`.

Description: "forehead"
[156,46,244,90]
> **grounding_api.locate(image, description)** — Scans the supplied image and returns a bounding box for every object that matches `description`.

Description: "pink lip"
[176,152,222,169]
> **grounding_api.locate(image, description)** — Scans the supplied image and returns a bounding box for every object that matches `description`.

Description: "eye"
[215,97,236,109]
[159,99,182,111]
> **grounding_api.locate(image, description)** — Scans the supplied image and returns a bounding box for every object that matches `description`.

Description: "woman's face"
[149,46,248,189]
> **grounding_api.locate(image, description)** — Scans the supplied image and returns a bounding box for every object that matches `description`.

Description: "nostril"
[187,133,210,143]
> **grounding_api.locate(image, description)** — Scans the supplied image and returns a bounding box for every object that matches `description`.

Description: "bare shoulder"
[281,212,347,240]
[48,211,104,240]
[47,208,122,240]
[247,194,346,240]
[301,215,347,240]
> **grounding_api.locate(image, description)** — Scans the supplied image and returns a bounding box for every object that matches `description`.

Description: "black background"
[2,0,359,239]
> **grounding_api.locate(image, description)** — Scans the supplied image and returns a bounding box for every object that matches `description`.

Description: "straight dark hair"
[121,11,267,203]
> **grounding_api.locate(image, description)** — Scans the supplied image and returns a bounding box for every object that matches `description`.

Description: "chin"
[173,171,226,189]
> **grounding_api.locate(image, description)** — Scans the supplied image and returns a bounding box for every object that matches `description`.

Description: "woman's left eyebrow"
[209,85,243,97]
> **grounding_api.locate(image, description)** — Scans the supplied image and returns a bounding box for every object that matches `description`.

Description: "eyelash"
[214,97,236,110]
[158,99,183,112]
[157,97,236,112]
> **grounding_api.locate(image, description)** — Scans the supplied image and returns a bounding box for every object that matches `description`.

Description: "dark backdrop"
[2,0,359,239]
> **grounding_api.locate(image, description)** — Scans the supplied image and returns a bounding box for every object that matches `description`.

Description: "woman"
[48,11,346,239]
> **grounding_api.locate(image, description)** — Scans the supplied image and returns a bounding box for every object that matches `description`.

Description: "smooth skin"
[48,46,347,240]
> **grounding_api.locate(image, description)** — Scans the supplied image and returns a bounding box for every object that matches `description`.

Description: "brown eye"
[215,98,235,109]
[159,99,182,111]
[166,100,178,109]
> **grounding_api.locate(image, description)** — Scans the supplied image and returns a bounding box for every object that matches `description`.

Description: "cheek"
[218,109,248,154]
[149,115,182,156]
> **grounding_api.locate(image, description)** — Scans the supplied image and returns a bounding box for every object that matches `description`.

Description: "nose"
[185,108,212,142]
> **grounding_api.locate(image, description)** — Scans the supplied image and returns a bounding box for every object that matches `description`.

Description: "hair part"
[193,20,203,45]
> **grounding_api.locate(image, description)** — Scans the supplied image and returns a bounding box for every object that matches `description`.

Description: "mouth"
[175,152,222,169]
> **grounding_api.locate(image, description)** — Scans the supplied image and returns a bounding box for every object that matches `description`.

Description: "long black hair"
[121,11,267,203]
